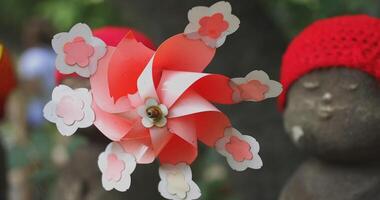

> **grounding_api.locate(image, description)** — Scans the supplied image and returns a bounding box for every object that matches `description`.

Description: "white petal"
[69,23,93,39]
[246,70,270,83]
[215,35,227,48]
[155,117,167,128]
[56,120,78,136]
[52,85,72,102]
[210,1,232,14]
[159,104,169,116]
[188,6,209,23]
[102,175,114,191]
[224,14,240,34]
[265,80,283,98]
[51,33,69,54]
[137,105,147,117]
[43,101,58,123]
[146,98,158,107]
[184,23,200,35]
[142,117,154,128]
[98,151,108,173]
[248,154,263,169]
[114,174,132,192]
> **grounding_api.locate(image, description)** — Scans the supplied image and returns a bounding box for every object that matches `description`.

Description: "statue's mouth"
[317,105,334,120]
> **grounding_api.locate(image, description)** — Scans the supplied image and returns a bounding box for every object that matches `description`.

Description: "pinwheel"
[43,1,282,199]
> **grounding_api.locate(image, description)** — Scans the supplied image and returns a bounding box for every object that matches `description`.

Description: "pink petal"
[238,80,269,101]
[137,57,159,101]
[152,34,216,85]
[92,101,134,141]
[63,37,94,67]
[149,127,173,156]
[105,153,125,181]
[194,111,231,146]
[167,116,197,147]
[158,70,234,108]
[56,96,84,125]
[225,136,253,162]
[158,134,198,165]
[168,91,219,118]
[90,46,132,113]
[108,32,155,101]
[120,136,155,164]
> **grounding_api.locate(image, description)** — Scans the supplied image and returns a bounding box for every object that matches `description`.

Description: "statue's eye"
[343,83,359,91]
[302,81,320,90]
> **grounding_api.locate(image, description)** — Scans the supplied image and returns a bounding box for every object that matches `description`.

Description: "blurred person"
[0,42,17,200]
[18,17,56,128]
[4,17,55,200]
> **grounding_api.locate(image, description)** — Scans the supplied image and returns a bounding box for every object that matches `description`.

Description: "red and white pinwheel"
[43,1,282,200]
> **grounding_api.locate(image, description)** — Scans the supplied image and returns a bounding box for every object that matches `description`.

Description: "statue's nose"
[321,92,332,103]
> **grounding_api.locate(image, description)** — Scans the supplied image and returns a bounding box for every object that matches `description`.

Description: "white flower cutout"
[43,85,95,136]
[52,23,106,77]
[215,127,263,171]
[158,163,201,200]
[98,142,137,192]
[184,1,240,48]
[137,98,168,128]
[230,70,283,102]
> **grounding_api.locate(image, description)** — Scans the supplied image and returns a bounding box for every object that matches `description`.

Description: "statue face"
[284,68,380,163]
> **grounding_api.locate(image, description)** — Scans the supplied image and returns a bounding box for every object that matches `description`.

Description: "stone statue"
[278,15,380,200]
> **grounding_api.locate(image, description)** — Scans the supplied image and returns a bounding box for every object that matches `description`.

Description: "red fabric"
[279,15,380,110]
[55,26,155,84]
[0,46,17,118]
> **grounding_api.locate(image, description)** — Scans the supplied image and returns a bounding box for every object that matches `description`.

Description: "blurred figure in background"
[5,17,56,200]
[0,42,18,200]
[18,17,56,128]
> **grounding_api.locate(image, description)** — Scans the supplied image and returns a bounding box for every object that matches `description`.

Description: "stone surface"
[280,159,380,200]
[284,68,380,163]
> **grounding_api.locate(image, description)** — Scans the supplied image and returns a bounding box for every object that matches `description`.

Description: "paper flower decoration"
[98,142,137,191]
[230,70,283,102]
[43,1,282,199]
[159,163,201,200]
[52,23,106,77]
[216,128,262,171]
[43,85,94,136]
[185,1,240,48]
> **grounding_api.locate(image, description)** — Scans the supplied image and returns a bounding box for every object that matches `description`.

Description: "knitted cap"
[55,26,155,84]
[279,15,380,110]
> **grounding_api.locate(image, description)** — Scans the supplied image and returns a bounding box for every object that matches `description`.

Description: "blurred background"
[0,0,380,199]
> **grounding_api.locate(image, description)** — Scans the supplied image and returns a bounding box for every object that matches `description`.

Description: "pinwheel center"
[146,106,163,121]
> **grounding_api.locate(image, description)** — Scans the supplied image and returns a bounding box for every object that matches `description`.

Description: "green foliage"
[260,0,380,38]
[0,0,126,33]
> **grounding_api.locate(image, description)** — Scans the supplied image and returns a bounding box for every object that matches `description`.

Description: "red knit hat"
[0,44,17,118]
[279,15,380,110]
[55,26,156,84]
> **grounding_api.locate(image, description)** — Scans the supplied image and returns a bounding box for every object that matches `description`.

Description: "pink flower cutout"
[198,13,229,39]
[63,37,94,67]
[238,80,269,101]
[105,153,126,181]
[225,136,253,162]
[56,96,85,125]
